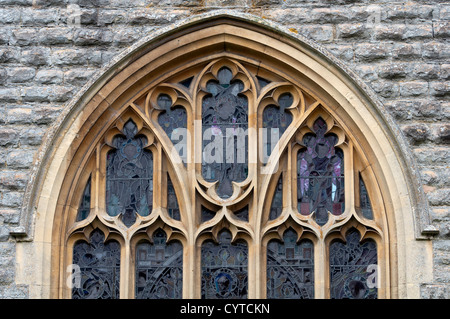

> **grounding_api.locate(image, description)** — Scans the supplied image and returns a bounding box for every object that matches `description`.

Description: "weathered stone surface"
[421,284,449,299]
[0,171,29,190]
[0,191,23,208]
[433,123,450,144]
[6,67,35,83]
[51,48,102,66]
[5,150,34,169]
[354,43,391,62]
[392,42,422,60]
[0,128,18,146]
[35,69,64,84]
[414,147,450,166]
[19,47,50,66]
[399,81,429,97]
[0,209,21,225]
[402,123,431,144]
[385,99,445,121]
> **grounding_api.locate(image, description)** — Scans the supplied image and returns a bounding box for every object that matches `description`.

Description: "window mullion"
[315,239,327,299]
[344,140,355,213]
[121,238,132,299]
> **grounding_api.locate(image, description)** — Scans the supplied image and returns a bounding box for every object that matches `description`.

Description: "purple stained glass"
[329,229,377,299]
[297,117,344,225]
[202,67,248,198]
[106,120,153,227]
[201,230,248,299]
[72,229,121,299]
[135,230,183,299]
[267,229,314,299]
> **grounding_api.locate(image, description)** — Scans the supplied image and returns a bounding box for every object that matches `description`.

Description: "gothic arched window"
[50,19,398,299]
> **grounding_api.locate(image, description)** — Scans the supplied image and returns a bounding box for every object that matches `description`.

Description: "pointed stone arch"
[14,11,436,299]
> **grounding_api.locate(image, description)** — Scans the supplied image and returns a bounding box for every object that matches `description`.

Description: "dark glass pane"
[278,93,293,109]
[72,229,121,299]
[267,229,314,299]
[157,94,172,109]
[167,174,181,221]
[135,230,183,299]
[201,230,248,299]
[234,206,248,222]
[359,174,373,219]
[297,118,344,225]
[157,94,188,165]
[201,206,216,223]
[180,76,194,88]
[329,229,378,299]
[256,76,270,89]
[262,93,293,160]
[76,176,91,221]
[106,120,153,227]
[202,67,248,198]
[269,175,283,220]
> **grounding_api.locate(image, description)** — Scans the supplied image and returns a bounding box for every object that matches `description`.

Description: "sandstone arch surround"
[13,11,437,299]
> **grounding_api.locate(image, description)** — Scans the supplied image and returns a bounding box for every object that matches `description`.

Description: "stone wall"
[0,0,448,298]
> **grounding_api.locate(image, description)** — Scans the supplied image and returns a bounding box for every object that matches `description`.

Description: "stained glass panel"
[234,206,248,222]
[201,206,216,223]
[262,94,293,162]
[359,174,374,219]
[329,229,377,299]
[201,230,248,299]
[72,229,121,299]
[202,67,248,198]
[157,94,188,164]
[76,176,91,221]
[106,120,153,227]
[135,230,183,299]
[269,175,283,220]
[267,229,314,299]
[256,76,270,89]
[167,174,181,221]
[262,94,293,135]
[297,117,344,225]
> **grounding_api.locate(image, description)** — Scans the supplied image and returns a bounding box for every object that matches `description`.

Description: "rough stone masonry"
[0,0,448,298]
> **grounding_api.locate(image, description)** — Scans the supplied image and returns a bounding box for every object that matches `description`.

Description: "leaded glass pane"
[256,76,270,89]
[157,94,188,164]
[72,229,121,299]
[179,76,193,88]
[201,230,248,299]
[262,94,293,161]
[201,206,216,223]
[76,176,91,221]
[135,230,183,299]
[267,229,314,299]
[234,206,248,222]
[202,67,248,198]
[167,174,181,221]
[359,174,374,219]
[269,175,283,220]
[329,229,377,299]
[297,117,344,225]
[106,120,153,227]
[262,94,293,135]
